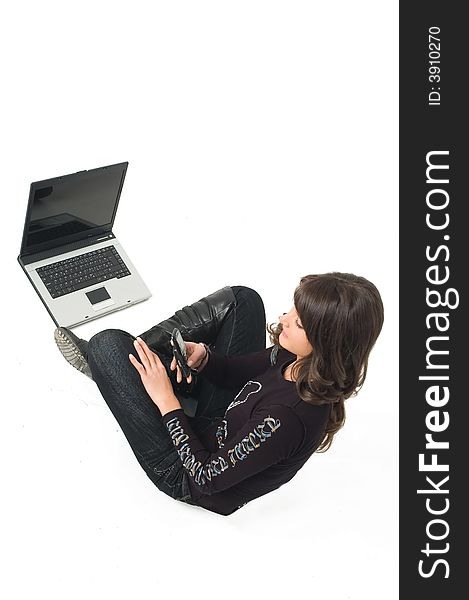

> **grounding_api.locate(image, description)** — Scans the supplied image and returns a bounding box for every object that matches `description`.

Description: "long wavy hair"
[267,273,384,452]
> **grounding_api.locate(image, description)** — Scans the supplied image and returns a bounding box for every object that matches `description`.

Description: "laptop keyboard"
[36,245,131,299]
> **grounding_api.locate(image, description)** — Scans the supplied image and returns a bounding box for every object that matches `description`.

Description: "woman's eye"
[296,319,303,329]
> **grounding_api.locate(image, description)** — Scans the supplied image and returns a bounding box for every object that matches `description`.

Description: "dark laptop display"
[21,162,127,257]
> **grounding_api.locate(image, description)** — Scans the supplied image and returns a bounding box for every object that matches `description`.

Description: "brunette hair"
[267,273,384,452]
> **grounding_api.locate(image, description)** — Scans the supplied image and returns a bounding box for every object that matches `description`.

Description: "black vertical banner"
[400,3,466,596]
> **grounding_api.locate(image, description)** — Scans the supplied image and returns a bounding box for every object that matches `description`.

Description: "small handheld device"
[170,328,192,379]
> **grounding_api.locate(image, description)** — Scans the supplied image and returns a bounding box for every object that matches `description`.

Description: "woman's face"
[278,306,313,358]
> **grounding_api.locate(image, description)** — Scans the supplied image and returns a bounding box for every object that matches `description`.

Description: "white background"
[1,2,398,598]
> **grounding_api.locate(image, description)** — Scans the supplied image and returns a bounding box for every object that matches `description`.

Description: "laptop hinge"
[20,232,116,266]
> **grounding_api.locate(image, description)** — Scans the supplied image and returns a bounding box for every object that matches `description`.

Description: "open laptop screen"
[20,162,128,256]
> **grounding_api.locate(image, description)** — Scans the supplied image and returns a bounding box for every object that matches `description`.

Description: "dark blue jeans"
[86,286,266,507]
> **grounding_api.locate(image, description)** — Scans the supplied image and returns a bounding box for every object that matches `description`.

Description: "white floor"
[2,3,398,598]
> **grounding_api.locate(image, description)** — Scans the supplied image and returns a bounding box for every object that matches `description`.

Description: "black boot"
[138,286,236,396]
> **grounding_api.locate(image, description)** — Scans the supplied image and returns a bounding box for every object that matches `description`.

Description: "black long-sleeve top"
[161,345,330,516]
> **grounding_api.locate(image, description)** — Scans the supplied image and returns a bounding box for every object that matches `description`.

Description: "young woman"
[54,273,384,516]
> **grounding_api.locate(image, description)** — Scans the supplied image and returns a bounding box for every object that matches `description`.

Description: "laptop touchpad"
[86,287,116,311]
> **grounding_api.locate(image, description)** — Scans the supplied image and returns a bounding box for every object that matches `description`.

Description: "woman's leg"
[138,285,237,355]
[86,286,266,504]
[138,285,238,398]
[86,328,192,502]
[139,284,266,425]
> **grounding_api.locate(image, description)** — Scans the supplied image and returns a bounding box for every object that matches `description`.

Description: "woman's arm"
[161,403,305,496]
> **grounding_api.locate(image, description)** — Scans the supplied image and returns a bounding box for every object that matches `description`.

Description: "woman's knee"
[88,328,134,359]
[231,286,265,317]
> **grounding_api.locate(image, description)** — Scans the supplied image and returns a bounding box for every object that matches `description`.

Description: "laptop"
[18,162,152,328]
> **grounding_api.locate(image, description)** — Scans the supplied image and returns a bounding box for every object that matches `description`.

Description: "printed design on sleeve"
[227,415,281,467]
[165,416,229,486]
[216,380,262,449]
[165,413,281,487]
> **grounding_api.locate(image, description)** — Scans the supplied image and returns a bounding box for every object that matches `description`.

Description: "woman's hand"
[169,341,207,383]
[129,337,181,412]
